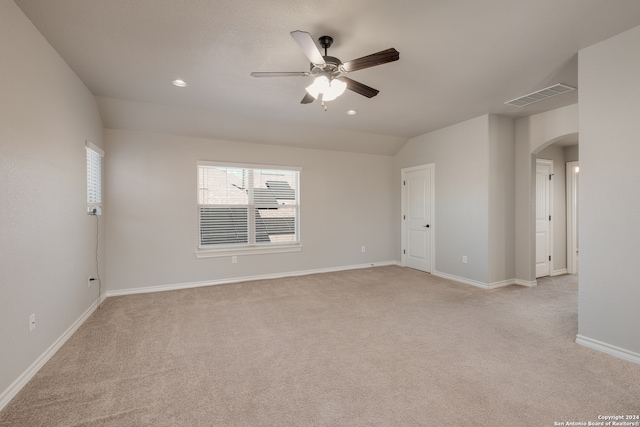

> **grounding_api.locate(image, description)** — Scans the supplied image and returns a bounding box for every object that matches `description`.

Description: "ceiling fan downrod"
[318,35,333,57]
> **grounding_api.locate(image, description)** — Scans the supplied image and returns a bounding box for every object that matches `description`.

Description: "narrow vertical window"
[86,141,104,215]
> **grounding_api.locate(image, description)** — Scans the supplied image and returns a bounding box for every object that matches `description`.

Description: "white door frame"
[536,159,554,278]
[401,164,435,272]
[566,161,579,274]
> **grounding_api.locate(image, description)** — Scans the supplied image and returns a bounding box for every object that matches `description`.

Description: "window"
[86,141,104,215]
[196,161,301,257]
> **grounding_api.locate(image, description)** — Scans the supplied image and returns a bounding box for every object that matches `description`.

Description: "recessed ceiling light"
[346,110,357,116]
[172,79,188,87]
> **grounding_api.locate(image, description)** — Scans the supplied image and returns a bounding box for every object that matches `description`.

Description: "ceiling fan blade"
[250,71,310,77]
[342,48,399,73]
[290,30,326,66]
[341,77,379,98]
[301,93,315,104]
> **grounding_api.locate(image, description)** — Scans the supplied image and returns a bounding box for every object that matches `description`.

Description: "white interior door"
[566,161,579,274]
[536,159,553,278]
[402,165,434,273]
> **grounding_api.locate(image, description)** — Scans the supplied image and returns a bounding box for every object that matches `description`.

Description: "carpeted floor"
[1,266,639,426]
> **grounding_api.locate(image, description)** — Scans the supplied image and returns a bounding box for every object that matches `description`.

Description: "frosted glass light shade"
[323,78,347,101]
[305,76,347,101]
[305,75,328,99]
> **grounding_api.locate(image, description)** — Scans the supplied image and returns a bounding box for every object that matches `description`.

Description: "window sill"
[195,243,302,259]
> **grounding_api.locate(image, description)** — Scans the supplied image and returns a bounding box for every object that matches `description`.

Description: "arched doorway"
[531,133,579,279]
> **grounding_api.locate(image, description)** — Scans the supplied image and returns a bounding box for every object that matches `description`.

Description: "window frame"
[86,141,104,215]
[195,161,302,258]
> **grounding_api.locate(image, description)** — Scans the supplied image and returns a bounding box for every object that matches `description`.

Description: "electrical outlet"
[29,313,36,332]
[231,256,238,264]
[361,246,366,253]
[462,256,468,264]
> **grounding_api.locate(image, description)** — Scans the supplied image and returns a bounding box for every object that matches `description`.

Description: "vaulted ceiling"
[14,0,640,154]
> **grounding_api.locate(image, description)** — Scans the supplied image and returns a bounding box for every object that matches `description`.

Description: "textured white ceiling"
[14,0,640,154]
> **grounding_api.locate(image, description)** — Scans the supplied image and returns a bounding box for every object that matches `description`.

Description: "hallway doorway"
[534,136,579,279]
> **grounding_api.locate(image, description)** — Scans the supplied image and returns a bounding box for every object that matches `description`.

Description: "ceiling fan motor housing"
[310,56,345,77]
[311,35,346,78]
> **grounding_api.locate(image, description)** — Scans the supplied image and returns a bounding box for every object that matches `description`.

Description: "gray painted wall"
[394,115,515,286]
[104,129,396,292]
[394,116,489,283]
[565,145,579,163]
[578,25,640,354]
[0,0,104,399]
[488,115,516,284]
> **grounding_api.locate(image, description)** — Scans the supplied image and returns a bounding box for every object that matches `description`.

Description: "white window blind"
[197,162,300,253]
[86,141,104,214]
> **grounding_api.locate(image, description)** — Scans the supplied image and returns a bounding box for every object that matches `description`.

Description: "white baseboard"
[514,278,538,287]
[0,295,105,412]
[431,271,538,290]
[576,334,640,365]
[431,270,516,290]
[106,261,398,297]
[488,279,518,289]
[551,268,568,277]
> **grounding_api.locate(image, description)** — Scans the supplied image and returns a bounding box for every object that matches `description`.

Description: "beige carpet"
[1,266,639,426]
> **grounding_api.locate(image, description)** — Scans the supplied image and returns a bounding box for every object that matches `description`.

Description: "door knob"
[424,224,430,228]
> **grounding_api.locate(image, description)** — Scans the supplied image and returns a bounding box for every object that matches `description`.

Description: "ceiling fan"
[251,31,399,108]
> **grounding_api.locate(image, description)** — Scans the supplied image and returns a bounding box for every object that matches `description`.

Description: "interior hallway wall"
[578,24,640,357]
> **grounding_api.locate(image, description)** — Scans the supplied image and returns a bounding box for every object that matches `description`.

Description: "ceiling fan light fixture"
[327,78,347,100]
[305,75,327,99]
[305,76,347,101]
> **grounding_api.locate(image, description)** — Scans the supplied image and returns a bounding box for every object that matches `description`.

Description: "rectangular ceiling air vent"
[505,83,575,107]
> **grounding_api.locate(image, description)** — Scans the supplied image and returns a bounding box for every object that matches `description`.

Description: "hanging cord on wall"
[94,213,102,309]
